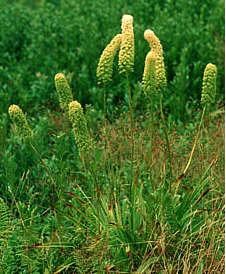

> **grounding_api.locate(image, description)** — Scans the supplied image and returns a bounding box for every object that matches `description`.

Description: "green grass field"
[0,1,224,273]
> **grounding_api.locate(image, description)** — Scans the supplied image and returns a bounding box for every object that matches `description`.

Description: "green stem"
[183,106,206,175]
[126,75,135,232]
[159,93,173,182]
[173,106,206,194]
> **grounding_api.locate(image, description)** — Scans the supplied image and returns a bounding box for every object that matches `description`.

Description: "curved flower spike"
[144,29,167,90]
[96,34,122,85]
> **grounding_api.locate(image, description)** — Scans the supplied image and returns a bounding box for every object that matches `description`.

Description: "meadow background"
[0,0,224,273]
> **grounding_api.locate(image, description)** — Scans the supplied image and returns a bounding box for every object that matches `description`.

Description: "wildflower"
[142,50,156,94]
[118,14,134,74]
[96,34,122,85]
[8,104,33,139]
[54,73,73,112]
[201,63,217,105]
[144,29,167,90]
[68,101,93,157]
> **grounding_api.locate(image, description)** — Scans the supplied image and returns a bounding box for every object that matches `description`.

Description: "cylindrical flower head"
[144,29,166,90]
[68,101,93,157]
[8,104,33,139]
[118,14,134,74]
[54,73,73,112]
[201,63,217,105]
[142,50,156,94]
[96,34,122,85]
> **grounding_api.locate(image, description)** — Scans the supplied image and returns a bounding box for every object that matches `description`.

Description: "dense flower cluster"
[118,14,134,74]
[96,34,122,85]
[144,29,166,91]
[8,104,33,139]
[68,101,93,157]
[201,63,217,106]
[142,50,156,94]
[54,73,73,112]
